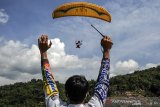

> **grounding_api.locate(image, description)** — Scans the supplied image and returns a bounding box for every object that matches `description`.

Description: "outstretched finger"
[49,40,52,48]
[45,36,48,44]
[41,35,45,43]
[42,35,46,44]
[38,37,42,44]
[44,35,48,44]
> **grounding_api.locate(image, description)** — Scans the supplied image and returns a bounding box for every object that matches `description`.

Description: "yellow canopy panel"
[52,2,111,22]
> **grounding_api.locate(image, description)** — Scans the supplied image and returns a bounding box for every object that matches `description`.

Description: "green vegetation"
[0,66,159,106]
[108,66,160,97]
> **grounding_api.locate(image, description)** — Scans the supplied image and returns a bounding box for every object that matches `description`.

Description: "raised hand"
[101,36,113,59]
[38,35,52,53]
[101,36,113,51]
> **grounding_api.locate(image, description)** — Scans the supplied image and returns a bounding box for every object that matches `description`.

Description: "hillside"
[0,66,160,106]
[108,66,160,97]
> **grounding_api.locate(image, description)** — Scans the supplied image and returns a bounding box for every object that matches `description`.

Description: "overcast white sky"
[0,0,160,86]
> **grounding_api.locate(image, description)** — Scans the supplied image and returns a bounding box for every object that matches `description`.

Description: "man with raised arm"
[38,35,113,107]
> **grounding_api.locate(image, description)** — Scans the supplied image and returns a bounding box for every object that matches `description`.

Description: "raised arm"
[94,36,113,104]
[38,35,59,99]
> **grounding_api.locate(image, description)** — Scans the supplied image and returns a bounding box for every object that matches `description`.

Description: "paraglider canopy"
[52,2,111,22]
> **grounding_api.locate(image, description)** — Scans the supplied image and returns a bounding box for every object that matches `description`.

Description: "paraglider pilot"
[75,40,82,48]
[38,35,113,107]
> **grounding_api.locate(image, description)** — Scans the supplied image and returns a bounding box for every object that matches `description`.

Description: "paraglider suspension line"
[91,24,104,37]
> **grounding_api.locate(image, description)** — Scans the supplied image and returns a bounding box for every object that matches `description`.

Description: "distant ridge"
[0,66,160,106]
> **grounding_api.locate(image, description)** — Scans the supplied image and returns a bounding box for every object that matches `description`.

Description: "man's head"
[65,75,89,104]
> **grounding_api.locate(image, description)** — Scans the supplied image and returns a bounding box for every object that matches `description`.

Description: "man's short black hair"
[65,75,89,104]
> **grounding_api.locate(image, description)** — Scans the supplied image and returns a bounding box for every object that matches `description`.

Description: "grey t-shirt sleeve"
[46,95,67,107]
[86,95,103,107]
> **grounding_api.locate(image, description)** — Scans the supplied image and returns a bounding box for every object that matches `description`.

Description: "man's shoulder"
[47,96,68,107]
[85,95,103,107]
